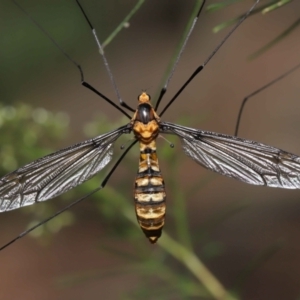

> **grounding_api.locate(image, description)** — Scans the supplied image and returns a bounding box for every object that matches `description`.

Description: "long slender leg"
[75,0,135,113]
[12,0,131,119]
[159,0,260,117]
[0,140,137,252]
[234,62,300,136]
[82,81,131,119]
[154,0,206,111]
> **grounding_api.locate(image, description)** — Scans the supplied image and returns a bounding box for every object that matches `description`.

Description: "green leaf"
[206,0,244,13]
[102,0,145,49]
[262,0,294,14]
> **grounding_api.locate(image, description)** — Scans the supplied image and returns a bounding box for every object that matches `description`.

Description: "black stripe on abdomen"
[134,147,166,243]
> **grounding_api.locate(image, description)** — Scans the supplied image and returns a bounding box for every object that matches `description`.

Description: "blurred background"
[0,0,300,299]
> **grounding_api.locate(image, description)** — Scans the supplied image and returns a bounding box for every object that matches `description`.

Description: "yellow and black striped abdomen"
[134,141,166,243]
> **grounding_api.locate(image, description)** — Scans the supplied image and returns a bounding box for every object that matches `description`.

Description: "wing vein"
[0,125,130,211]
[160,121,300,189]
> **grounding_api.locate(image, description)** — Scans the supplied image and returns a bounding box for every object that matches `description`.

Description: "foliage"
[207,0,299,59]
[1,0,295,299]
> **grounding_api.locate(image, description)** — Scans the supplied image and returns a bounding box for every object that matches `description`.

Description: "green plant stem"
[171,165,193,250]
[212,1,278,33]
[158,234,237,300]
[262,0,293,14]
[154,0,204,103]
[249,17,300,59]
[122,204,236,300]
[102,0,145,48]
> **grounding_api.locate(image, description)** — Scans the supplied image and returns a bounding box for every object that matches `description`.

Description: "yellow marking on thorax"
[133,120,159,141]
[131,92,161,144]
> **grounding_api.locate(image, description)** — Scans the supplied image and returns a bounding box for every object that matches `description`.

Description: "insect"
[1,0,300,248]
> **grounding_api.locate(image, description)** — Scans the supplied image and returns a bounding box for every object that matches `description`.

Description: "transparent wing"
[161,122,300,189]
[0,125,130,212]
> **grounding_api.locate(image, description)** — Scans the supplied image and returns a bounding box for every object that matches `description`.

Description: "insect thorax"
[132,100,160,144]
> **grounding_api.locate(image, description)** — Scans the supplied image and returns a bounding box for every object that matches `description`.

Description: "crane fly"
[1,0,300,247]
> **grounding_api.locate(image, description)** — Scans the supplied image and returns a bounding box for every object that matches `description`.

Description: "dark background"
[0,0,300,299]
